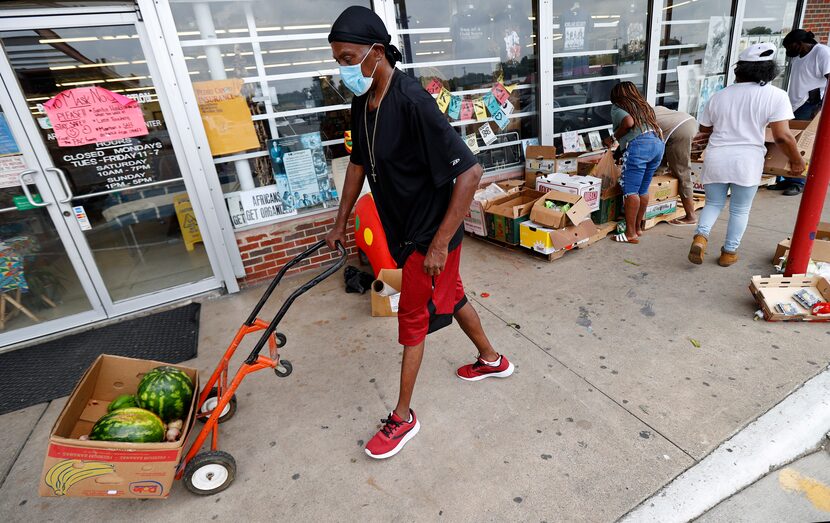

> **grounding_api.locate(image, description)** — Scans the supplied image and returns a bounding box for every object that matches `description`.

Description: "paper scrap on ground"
[43,87,148,147]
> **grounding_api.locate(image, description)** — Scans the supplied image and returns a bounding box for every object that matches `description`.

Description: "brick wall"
[236,210,358,287]
[804,0,830,43]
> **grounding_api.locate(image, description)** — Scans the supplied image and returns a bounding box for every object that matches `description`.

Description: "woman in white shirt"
[689,43,805,267]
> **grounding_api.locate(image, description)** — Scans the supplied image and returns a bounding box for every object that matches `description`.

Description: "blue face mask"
[340,44,380,97]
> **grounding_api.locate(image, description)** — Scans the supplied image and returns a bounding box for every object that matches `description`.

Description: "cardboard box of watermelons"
[39,354,199,498]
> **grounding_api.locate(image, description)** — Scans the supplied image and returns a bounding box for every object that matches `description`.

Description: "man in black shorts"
[325,6,514,460]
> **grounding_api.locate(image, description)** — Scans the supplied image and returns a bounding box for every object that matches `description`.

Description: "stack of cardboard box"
[519,190,597,256]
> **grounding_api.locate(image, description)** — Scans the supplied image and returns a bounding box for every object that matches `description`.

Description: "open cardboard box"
[39,355,198,499]
[525,145,558,190]
[519,219,597,255]
[535,173,601,212]
[772,222,830,265]
[749,274,830,322]
[763,115,818,177]
[371,268,402,317]
[529,190,591,230]
[485,188,545,245]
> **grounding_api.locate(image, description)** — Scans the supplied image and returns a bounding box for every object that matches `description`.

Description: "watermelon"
[107,394,138,413]
[89,407,165,443]
[136,366,194,422]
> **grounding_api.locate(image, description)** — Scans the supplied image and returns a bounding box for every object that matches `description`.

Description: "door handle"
[17,170,50,208]
[45,167,73,203]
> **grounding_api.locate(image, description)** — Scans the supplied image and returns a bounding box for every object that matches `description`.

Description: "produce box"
[772,222,830,265]
[485,189,544,245]
[556,152,581,174]
[530,190,591,230]
[535,173,601,212]
[647,175,680,202]
[519,219,597,255]
[644,199,678,220]
[749,274,830,322]
[39,355,198,499]
[591,194,622,225]
[371,268,401,317]
[763,114,818,178]
[525,145,558,190]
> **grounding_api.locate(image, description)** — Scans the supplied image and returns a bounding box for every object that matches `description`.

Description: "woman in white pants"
[689,43,805,267]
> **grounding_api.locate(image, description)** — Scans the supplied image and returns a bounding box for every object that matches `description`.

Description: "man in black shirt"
[326,6,514,460]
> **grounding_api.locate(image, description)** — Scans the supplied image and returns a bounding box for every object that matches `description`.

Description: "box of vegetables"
[39,354,199,499]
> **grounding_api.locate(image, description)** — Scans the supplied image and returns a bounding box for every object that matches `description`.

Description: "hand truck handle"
[244,240,348,364]
[244,240,346,327]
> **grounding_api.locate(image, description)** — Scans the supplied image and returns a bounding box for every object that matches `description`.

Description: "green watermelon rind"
[107,394,139,413]
[89,407,165,443]
[136,366,194,422]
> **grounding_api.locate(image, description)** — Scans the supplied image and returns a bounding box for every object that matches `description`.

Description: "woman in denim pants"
[689,43,805,267]
[604,82,665,244]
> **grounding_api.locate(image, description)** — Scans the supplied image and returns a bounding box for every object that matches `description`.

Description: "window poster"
[697,75,725,118]
[269,132,335,211]
[193,78,259,156]
[704,16,732,75]
[677,65,704,115]
[43,87,148,147]
[225,185,297,229]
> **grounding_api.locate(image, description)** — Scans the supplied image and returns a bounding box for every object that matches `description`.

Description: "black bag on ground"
[344,265,375,294]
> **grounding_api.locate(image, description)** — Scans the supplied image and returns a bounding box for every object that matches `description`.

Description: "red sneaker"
[456,355,515,381]
[364,409,420,459]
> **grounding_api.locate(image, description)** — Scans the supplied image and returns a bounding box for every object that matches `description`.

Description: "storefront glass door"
[0,96,104,344]
[0,10,221,347]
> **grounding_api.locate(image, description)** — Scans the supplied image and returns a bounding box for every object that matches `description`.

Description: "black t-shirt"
[350,70,478,266]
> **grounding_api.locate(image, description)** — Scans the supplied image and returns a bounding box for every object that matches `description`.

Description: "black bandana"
[328,6,403,65]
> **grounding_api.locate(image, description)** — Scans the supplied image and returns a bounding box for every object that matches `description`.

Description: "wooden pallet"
[466,221,616,262]
[642,196,706,230]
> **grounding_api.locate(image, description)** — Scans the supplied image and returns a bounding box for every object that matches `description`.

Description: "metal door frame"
[0,7,233,347]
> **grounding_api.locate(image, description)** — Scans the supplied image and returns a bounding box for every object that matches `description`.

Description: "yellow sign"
[473,99,488,122]
[436,88,452,113]
[174,194,202,252]
[193,79,259,156]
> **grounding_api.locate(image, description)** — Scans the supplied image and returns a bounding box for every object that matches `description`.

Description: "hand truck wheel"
[197,387,237,424]
[183,450,236,495]
[274,359,293,378]
[276,332,287,348]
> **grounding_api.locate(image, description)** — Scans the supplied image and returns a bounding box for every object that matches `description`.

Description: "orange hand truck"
[176,240,347,495]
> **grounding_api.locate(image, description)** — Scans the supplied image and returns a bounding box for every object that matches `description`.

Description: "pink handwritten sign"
[43,87,148,147]
[492,83,510,105]
[460,100,474,121]
[426,79,443,95]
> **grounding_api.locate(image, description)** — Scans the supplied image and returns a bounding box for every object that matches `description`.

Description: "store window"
[736,0,800,89]
[393,1,539,173]
[655,0,734,116]
[168,0,372,229]
[551,0,650,149]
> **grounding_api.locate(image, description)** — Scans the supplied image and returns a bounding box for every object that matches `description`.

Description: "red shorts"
[398,245,467,346]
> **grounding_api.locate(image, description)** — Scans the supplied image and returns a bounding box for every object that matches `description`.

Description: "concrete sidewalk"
[1,189,829,522]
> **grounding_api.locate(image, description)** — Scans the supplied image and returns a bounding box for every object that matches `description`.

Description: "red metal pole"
[785,84,830,277]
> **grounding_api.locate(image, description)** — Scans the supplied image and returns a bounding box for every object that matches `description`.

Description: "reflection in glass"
[551,0,650,146]
[1,26,214,303]
[0,104,92,337]
[394,0,539,173]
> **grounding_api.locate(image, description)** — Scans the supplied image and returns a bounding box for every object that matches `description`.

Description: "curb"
[620,365,830,523]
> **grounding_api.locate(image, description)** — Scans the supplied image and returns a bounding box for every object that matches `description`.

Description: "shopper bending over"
[604,82,665,243]
[654,106,698,224]
[769,29,830,195]
[689,43,805,267]
[326,6,513,460]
